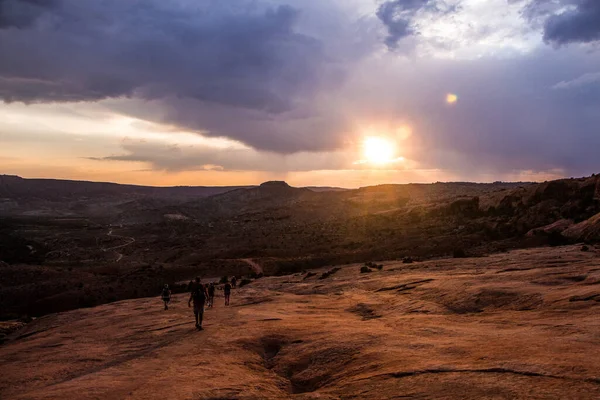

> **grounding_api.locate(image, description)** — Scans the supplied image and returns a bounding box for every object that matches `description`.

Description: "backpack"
[192,285,206,302]
[162,288,170,298]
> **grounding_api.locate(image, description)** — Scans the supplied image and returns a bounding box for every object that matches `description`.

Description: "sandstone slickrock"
[562,212,600,242]
[1,245,599,399]
[526,219,574,237]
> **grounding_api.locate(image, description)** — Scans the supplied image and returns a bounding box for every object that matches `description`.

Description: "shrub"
[402,257,413,264]
[360,266,371,273]
[581,245,589,252]
[319,267,341,280]
[453,249,467,258]
[363,262,383,271]
[303,272,317,280]
[239,279,252,287]
[547,231,569,247]
[219,276,229,284]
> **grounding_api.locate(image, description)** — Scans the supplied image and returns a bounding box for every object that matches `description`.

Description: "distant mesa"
[257,181,299,194]
[259,181,291,188]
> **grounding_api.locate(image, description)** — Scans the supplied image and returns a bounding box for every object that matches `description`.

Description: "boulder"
[532,179,579,203]
[447,197,480,216]
[526,219,574,237]
[562,212,600,242]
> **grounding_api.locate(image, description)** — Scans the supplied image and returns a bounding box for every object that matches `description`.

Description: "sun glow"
[362,136,396,165]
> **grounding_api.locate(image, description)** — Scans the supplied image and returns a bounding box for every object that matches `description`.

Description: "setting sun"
[363,136,396,164]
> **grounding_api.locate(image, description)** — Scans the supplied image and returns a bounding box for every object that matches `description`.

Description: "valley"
[2,175,600,320]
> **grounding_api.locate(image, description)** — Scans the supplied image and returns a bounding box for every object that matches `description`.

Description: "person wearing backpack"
[161,284,171,310]
[224,281,232,306]
[207,282,215,308]
[188,277,207,330]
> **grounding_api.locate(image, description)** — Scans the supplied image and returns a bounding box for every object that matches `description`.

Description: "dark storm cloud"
[0,0,371,153]
[544,0,600,44]
[2,0,600,179]
[330,46,600,177]
[91,139,356,173]
[104,96,350,154]
[0,0,56,29]
[93,47,600,177]
[0,0,328,112]
[519,0,600,45]
[376,0,458,49]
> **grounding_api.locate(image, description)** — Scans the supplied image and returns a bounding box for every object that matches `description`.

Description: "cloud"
[544,0,600,44]
[376,0,459,49]
[335,46,600,177]
[2,0,600,181]
[0,0,57,29]
[91,139,363,172]
[519,0,600,45]
[0,0,338,112]
[0,0,376,153]
[553,71,600,89]
[91,44,600,178]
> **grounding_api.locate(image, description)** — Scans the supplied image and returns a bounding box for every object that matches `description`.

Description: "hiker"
[161,284,171,310]
[188,277,207,330]
[207,282,215,308]
[231,276,237,288]
[224,280,232,306]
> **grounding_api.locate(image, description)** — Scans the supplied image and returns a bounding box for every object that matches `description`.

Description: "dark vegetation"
[238,279,252,288]
[319,267,341,280]
[361,262,384,273]
[1,174,600,319]
[364,261,384,270]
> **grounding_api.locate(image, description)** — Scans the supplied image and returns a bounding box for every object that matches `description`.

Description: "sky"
[1,0,599,188]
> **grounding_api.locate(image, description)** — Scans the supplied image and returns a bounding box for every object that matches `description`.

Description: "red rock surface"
[1,245,599,399]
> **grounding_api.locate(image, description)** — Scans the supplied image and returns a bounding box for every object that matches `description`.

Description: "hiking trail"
[241,258,263,274]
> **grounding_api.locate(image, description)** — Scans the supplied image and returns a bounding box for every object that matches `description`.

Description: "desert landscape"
[1,174,600,399]
[3,0,600,397]
[1,245,599,399]
[2,174,600,320]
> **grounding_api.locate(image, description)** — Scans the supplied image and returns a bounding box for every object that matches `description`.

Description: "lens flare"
[446,93,458,104]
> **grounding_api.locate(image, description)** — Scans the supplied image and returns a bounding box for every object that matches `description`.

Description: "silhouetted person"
[161,284,171,310]
[207,282,215,308]
[231,276,237,288]
[224,281,232,306]
[188,277,207,330]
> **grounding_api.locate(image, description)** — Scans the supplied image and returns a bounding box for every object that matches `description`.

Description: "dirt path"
[103,228,136,262]
[240,258,263,274]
